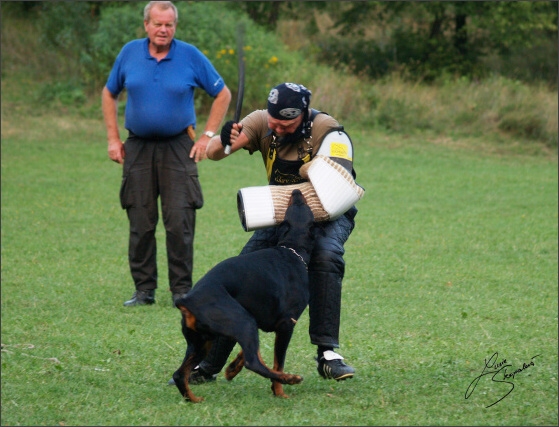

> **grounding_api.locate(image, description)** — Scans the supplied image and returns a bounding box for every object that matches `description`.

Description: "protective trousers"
[119,133,204,294]
[198,206,357,375]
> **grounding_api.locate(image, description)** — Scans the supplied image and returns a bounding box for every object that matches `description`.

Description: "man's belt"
[129,125,196,141]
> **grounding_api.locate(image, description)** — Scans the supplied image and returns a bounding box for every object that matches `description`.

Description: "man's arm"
[102,86,125,164]
[189,86,232,163]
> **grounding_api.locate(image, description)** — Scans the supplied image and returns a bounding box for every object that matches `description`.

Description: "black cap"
[267,83,311,120]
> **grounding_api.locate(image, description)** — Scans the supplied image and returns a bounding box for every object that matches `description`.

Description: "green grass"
[1,107,557,426]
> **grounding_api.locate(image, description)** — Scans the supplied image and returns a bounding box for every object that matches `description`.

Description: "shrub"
[2,2,556,150]
[37,81,87,107]
[88,2,303,115]
[35,2,98,85]
[89,3,146,90]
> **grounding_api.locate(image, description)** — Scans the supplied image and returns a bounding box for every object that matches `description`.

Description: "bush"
[316,28,489,83]
[2,2,556,151]
[35,2,98,85]
[89,3,146,90]
[88,2,303,115]
[37,81,87,106]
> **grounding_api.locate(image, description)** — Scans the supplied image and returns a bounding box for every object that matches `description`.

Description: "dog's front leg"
[271,328,301,398]
[270,379,286,398]
[225,350,245,381]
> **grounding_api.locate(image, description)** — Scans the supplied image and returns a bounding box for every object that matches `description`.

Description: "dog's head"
[276,189,315,257]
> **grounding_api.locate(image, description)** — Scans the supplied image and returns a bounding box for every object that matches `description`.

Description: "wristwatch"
[203,131,215,138]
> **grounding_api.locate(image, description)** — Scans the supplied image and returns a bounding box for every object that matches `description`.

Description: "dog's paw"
[185,392,204,403]
[271,381,289,398]
[283,374,303,385]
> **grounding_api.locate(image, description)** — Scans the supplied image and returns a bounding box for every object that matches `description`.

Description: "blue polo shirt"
[106,38,225,138]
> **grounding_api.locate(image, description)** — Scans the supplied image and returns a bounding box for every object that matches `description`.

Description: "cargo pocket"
[186,174,204,210]
[119,175,129,210]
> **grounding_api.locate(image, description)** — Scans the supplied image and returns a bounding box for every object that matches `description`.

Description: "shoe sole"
[317,368,355,381]
[334,372,354,381]
[123,300,155,306]
[319,372,354,381]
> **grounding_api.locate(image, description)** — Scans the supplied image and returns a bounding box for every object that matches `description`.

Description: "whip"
[225,23,245,155]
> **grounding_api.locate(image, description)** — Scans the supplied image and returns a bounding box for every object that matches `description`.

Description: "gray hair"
[144,1,178,23]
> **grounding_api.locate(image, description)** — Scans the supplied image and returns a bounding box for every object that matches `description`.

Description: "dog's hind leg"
[173,307,212,403]
[195,302,303,390]
[241,345,302,387]
[173,339,210,403]
[234,322,303,389]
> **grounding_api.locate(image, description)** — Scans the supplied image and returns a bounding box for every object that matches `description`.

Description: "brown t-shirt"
[240,109,340,165]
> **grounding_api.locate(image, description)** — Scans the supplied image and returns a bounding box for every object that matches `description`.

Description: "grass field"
[1,109,557,426]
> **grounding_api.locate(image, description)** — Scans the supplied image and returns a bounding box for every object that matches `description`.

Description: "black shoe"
[316,350,355,381]
[123,290,155,307]
[167,365,217,386]
[172,292,188,307]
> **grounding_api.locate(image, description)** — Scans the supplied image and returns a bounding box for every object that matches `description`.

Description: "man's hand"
[108,139,125,164]
[220,121,243,150]
[220,120,235,149]
[190,138,208,163]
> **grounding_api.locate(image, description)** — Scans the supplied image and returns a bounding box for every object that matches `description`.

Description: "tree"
[306,1,558,81]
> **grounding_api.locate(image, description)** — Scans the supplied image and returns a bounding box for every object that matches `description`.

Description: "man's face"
[144,6,176,50]
[267,114,303,137]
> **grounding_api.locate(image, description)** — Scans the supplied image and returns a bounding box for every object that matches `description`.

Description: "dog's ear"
[276,220,291,241]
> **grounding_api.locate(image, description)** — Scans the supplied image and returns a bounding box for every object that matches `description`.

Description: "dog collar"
[279,245,307,270]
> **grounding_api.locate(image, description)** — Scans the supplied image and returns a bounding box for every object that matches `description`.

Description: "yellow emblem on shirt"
[329,143,352,161]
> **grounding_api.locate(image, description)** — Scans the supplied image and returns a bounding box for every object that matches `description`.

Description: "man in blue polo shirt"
[102,1,231,307]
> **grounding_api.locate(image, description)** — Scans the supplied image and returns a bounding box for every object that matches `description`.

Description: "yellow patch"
[329,143,352,160]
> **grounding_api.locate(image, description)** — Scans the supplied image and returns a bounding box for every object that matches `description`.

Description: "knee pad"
[309,250,345,277]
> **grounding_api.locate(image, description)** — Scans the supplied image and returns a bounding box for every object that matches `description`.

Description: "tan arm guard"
[237,183,329,231]
[237,156,364,231]
[299,155,364,220]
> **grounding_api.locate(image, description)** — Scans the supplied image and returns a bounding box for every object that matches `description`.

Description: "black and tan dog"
[173,189,315,402]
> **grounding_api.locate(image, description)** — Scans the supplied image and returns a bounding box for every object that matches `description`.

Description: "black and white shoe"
[316,350,355,381]
[167,365,217,386]
[123,290,155,307]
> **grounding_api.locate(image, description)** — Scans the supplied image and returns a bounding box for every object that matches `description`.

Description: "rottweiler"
[172,189,315,402]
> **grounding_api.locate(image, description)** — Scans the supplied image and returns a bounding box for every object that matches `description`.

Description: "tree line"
[6,1,557,87]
